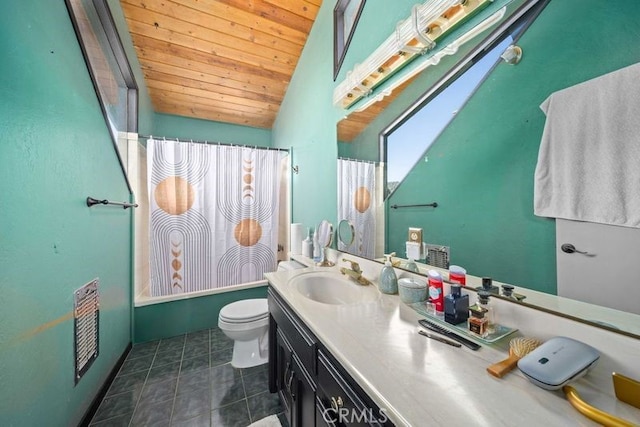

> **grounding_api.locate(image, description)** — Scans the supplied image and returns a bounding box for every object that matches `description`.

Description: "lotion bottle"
[312,226,321,262]
[379,253,398,294]
[302,228,313,258]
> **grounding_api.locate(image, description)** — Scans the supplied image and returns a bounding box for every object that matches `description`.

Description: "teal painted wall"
[386,0,640,294]
[152,112,272,147]
[0,1,132,425]
[272,2,339,232]
[134,286,268,343]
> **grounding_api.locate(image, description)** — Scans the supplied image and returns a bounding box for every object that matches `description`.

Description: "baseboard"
[78,342,132,426]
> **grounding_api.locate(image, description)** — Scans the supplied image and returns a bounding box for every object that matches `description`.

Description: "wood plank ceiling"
[120,0,322,130]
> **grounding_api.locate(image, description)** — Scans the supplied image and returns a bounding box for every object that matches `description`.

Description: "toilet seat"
[219,298,268,324]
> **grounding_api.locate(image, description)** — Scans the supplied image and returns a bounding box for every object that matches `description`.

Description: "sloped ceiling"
[120,0,322,129]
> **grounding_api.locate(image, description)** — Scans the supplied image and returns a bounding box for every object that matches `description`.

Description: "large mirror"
[336,0,640,339]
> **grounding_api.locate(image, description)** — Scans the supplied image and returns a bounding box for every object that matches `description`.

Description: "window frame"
[334,0,366,81]
[379,0,550,200]
[65,0,138,193]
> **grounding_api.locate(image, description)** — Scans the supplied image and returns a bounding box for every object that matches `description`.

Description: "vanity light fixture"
[351,6,507,113]
[333,0,495,110]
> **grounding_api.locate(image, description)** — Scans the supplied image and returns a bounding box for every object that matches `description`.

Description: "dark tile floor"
[90,328,288,427]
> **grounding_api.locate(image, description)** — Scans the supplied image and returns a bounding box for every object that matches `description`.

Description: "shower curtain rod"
[338,157,377,164]
[139,134,290,153]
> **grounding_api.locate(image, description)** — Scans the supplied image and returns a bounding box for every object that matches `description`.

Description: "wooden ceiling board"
[153,98,275,128]
[142,69,282,105]
[217,0,313,34]
[262,0,320,20]
[144,79,278,113]
[148,88,276,117]
[170,0,310,46]
[121,1,301,62]
[125,20,296,78]
[132,40,289,93]
[139,62,282,103]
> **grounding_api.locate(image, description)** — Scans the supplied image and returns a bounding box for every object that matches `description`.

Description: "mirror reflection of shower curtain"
[147,139,286,297]
[337,158,376,257]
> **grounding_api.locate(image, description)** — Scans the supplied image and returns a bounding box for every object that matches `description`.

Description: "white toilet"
[218,260,305,368]
[218,298,270,368]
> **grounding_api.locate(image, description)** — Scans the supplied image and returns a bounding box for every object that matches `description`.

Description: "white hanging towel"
[533,62,640,228]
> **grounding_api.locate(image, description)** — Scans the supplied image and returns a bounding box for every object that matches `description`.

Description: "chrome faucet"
[340,258,373,286]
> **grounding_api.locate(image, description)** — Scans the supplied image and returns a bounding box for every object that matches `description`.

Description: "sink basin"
[289,271,378,305]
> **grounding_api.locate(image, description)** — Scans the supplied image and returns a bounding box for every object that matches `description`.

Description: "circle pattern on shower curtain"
[234,218,262,247]
[154,176,195,215]
[354,186,371,213]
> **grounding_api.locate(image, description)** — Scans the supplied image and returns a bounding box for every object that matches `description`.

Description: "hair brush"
[487,337,542,378]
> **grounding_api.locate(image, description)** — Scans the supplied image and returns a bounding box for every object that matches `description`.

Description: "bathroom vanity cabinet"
[268,287,391,427]
[265,262,640,426]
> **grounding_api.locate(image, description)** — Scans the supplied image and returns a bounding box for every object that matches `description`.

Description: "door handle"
[561,243,589,255]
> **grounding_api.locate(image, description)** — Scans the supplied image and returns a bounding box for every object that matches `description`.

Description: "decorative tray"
[408,301,518,343]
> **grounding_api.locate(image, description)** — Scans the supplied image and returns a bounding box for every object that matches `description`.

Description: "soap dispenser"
[379,253,398,294]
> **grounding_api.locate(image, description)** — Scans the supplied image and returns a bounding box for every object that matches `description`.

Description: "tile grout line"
[125,341,158,427]
[167,334,186,426]
[90,343,159,425]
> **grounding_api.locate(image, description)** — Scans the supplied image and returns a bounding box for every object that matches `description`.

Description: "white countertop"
[265,263,640,427]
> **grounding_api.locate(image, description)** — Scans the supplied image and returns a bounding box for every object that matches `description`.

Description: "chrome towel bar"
[86,197,138,209]
[390,202,438,209]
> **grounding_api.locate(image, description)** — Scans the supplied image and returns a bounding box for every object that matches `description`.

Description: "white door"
[556,218,640,315]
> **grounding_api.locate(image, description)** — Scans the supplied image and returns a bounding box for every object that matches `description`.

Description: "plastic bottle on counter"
[302,228,313,258]
[449,265,467,286]
[427,269,444,316]
[312,227,321,262]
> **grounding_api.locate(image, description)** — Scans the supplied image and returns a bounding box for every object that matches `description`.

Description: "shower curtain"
[337,158,376,258]
[147,139,285,297]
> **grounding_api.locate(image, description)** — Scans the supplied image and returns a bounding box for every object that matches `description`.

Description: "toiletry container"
[398,277,427,304]
[290,223,304,255]
[427,270,444,315]
[379,253,398,294]
[468,290,494,338]
[449,265,466,286]
[312,227,321,262]
[302,228,313,258]
[481,277,499,294]
[405,241,422,261]
[444,284,469,325]
[501,284,515,300]
[404,258,420,273]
